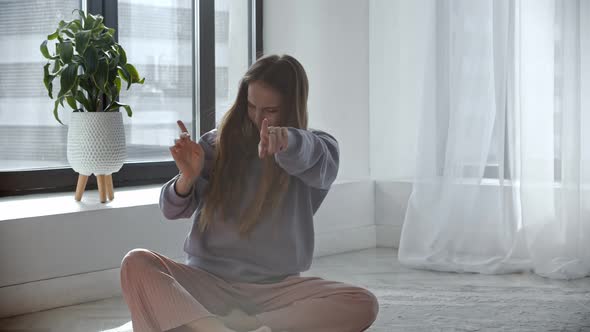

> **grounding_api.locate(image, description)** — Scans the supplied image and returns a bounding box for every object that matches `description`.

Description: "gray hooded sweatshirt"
[159,128,339,283]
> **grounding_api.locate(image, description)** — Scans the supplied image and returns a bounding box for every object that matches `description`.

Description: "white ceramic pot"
[67,112,127,176]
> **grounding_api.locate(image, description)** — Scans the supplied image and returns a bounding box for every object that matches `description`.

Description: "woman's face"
[247,80,283,129]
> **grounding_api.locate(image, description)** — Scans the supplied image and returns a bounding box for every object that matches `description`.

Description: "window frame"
[0,0,263,197]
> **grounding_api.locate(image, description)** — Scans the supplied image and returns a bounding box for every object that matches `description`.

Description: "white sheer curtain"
[398,0,590,279]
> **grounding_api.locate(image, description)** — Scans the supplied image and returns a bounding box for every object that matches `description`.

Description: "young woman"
[120,54,379,332]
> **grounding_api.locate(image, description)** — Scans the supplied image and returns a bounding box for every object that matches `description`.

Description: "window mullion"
[198,0,216,137]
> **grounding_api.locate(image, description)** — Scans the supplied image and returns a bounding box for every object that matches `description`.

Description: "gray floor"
[1,248,589,332]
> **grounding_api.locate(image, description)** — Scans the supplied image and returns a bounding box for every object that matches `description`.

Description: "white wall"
[369,0,433,181]
[264,0,370,181]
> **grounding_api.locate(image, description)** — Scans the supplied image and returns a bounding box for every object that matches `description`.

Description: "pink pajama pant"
[120,249,379,332]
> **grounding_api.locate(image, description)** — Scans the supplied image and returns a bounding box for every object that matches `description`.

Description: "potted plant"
[41,10,144,203]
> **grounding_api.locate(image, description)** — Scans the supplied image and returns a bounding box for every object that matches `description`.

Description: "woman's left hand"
[258,118,289,159]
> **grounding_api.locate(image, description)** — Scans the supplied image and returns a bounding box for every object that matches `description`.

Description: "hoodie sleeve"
[159,130,216,220]
[274,128,340,190]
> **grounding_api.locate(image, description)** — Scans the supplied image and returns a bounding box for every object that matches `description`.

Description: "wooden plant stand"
[74,174,114,203]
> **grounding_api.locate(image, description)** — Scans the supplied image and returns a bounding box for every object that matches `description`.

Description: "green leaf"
[92,22,106,33]
[63,30,75,38]
[51,60,62,74]
[50,64,65,76]
[60,41,74,63]
[72,9,86,21]
[94,58,109,94]
[72,20,82,30]
[58,63,78,98]
[73,54,84,64]
[103,74,114,102]
[75,30,92,55]
[100,33,114,47]
[117,65,131,90]
[108,54,119,69]
[114,76,122,95]
[117,45,127,64]
[47,30,59,40]
[106,101,132,117]
[92,16,104,29]
[83,45,98,74]
[124,63,144,86]
[124,105,133,117]
[84,14,96,30]
[70,79,79,98]
[43,63,55,99]
[66,94,77,110]
[40,40,57,59]
[103,49,111,60]
[78,76,93,92]
[68,20,82,33]
[108,67,118,83]
[124,64,140,82]
[52,99,64,125]
[108,73,118,101]
[75,90,92,111]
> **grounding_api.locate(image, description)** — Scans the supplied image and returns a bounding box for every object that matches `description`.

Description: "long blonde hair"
[198,54,309,235]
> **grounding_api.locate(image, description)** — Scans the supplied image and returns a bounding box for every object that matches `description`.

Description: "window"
[214,0,251,123]
[0,0,262,196]
[0,0,81,172]
[118,0,194,163]
[430,3,509,181]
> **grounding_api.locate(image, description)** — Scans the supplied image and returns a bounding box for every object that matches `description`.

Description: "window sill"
[0,184,164,222]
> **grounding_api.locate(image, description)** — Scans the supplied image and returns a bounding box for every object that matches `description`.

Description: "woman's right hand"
[170,120,205,184]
